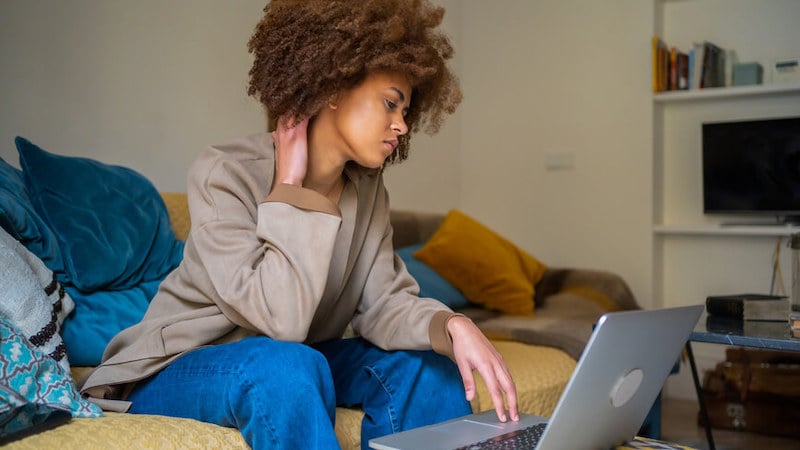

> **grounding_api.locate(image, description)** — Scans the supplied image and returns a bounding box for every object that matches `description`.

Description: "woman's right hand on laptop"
[447,315,519,422]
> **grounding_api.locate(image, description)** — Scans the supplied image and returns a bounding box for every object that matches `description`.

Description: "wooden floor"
[660,397,800,450]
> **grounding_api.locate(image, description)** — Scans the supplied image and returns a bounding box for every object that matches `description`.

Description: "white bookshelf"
[652,0,800,314]
[653,224,800,237]
[653,82,800,103]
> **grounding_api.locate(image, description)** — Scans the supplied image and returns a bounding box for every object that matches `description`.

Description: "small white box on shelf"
[773,57,800,83]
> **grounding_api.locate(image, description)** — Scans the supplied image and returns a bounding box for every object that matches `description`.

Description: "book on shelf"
[724,48,738,87]
[705,293,790,321]
[652,37,727,93]
[700,40,725,88]
[667,47,689,91]
[652,36,668,92]
[689,42,705,90]
[669,47,678,91]
[677,51,689,90]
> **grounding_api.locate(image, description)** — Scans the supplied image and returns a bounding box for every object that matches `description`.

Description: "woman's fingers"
[271,116,309,186]
[448,316,519,422]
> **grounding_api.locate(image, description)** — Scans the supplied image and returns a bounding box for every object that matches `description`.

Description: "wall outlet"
[545,151,575,170]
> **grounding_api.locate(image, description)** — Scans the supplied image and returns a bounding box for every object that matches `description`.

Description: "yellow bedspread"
[7,341,695,449]
[6,341,575,450]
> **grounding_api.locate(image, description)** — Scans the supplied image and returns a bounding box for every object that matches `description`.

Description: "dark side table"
[687,313,800,450]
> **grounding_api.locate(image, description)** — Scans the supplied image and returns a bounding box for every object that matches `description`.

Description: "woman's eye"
[385,99,397,111]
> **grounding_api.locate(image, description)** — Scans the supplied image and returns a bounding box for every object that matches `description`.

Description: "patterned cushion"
[0,227,73,373]
[0,317,103,441]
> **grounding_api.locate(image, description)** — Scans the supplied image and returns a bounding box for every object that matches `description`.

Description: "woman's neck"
[304,117,347,203]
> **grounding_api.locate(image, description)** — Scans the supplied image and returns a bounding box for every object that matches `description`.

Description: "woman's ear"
[328,92,341,110]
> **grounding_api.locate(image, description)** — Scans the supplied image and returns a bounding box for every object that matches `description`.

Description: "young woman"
[81,1,518,448]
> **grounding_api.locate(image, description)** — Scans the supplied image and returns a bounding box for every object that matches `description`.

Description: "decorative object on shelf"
[773,57,800,83]
[732,62,763,86]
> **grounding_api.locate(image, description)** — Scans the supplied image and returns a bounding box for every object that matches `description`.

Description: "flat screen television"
[702,116,800,224]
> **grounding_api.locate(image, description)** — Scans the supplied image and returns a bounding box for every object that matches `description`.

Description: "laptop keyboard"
[454,422,546,450]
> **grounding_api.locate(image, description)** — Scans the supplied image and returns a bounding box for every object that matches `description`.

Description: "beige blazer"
[80,132,456,411]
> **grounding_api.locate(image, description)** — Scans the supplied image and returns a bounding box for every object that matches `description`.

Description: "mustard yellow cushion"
[413,210,546,315]
[160,192,191,241]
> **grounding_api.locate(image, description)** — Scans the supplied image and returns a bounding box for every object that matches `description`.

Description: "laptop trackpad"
[429,419,504,442]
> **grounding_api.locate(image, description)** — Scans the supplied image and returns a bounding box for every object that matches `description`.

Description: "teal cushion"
[0,316,102,441]
[60,277,166,366]
[0,157,63,275]
[396,244,470,310]
[16,136,184,291]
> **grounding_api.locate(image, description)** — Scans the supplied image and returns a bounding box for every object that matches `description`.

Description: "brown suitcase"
[700,348,800,438]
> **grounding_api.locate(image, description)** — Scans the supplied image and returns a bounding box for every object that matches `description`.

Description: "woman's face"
[330,71,411,169]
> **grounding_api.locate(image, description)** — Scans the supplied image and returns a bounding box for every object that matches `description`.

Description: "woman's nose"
[392,116,408,135]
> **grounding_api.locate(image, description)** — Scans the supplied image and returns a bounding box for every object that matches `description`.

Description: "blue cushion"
[60,278,167,366]
[396,244,470,310]
[0,157,63,276]
[0,317,103,440]
[16,136,184,291]
[61,280,167,366]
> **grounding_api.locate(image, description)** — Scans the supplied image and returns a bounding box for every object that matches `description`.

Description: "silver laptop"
[369,304,703,450]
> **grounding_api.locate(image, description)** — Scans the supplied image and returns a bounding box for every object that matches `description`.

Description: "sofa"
[1,138,651,449]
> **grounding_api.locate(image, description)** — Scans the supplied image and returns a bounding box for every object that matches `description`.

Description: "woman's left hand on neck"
[271,116,310,189]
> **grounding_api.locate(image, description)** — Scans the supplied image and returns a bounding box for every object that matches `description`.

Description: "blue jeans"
[127,336,471,450]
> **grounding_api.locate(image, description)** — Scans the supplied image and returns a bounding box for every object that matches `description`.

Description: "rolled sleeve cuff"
[429,311,465,360]
[265,183,341,217]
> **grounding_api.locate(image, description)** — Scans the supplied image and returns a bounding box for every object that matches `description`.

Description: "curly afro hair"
[247,0,461,164]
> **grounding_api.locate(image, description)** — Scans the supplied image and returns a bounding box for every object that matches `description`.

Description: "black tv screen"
[702,116,800,220]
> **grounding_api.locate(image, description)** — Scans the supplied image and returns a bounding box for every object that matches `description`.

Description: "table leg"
[686,341,715,450]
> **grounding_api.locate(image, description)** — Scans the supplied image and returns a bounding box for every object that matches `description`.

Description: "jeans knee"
[223,339,338,448]
[236,338,334,404]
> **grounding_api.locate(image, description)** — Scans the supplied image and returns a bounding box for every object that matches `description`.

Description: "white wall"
[0,0,655,310]
[382,0,462,213]
[0,0,267,192]
[456,0,654,307]
[0,0,464,209]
